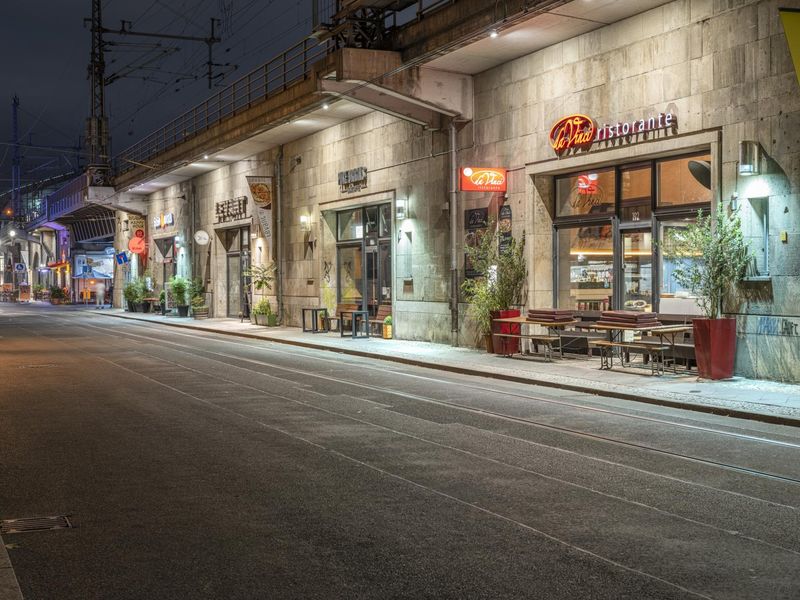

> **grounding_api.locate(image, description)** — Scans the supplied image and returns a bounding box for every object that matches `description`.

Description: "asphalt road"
[1,304,800,599]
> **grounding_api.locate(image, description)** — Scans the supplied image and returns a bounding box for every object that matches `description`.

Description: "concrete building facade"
[121,0,800,382]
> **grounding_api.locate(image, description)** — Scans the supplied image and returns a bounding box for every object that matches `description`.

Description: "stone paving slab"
[89,309,800,426]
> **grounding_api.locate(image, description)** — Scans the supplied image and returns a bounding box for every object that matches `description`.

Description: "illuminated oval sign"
[128,237,146,254]
[549,114,597,156]
[460,167,507,192]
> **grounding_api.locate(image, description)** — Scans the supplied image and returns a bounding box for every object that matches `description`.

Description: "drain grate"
[1,515,73,534]
[15,364,57,370]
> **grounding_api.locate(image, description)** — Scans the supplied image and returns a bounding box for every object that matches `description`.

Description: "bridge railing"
[115,37,333,176]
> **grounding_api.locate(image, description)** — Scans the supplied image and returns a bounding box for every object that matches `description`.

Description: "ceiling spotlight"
[203,154,209,160]
[322,103,330,110]
[490,29,499,38]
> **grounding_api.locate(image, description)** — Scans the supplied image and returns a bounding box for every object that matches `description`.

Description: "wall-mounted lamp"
[739,141,762,176]
[300,215,311,231]
[9,229,16,237]
[396,198,408,220]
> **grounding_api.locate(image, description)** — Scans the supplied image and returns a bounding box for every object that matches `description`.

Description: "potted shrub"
[49,286,67,305]
[663,203,751,379]
[461,218,526,353]
[189,278,208,319]
[32,284,44,300]
[137,278,151,313]
[169,276,190,317]
[245,263,276,324]
[158,290,167,315]
[123,282,141,311]
[191,296,209,319]
[252,298,272,326]
[382,315,393,339]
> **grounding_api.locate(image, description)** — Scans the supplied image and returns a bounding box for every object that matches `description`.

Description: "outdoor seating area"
[491,309,697,376]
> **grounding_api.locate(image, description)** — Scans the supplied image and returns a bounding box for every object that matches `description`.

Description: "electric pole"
[85,0,111,186]
[11,95,21,219]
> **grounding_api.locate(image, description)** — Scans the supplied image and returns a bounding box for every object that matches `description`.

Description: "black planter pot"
[127,301,138,312]
[176,305,190,317]
[141,302,152,314]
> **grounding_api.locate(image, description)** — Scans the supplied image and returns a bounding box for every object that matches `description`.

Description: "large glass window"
[658,218,704,314]
[620,165,651,223]
[556,168,615,217]
[657,154,712,207]
[554,152,712,314]
[557,225,613,312]
[337,209,363,241]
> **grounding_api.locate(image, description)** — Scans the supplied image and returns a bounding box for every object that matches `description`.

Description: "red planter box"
[492,309,521,355]
[692,318,736,380]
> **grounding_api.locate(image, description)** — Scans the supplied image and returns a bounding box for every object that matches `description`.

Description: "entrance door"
[337,244,363,308]
[225,226,250,318]
[621,230,653,312]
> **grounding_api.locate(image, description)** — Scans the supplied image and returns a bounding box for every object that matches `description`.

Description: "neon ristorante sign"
[549,112,677,156]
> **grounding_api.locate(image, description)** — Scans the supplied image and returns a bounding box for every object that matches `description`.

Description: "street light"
[9,228,16,237]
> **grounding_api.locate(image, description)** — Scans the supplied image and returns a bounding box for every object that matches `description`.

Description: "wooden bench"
[368,305,392,336]
[589,340,671,375]
[494,333,561,361]
[326,303,360,332]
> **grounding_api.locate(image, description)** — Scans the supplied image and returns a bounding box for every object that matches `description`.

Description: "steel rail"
[65,314,800,488]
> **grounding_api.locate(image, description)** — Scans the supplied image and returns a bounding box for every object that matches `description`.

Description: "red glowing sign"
[128,237,146,254]
[460,168,507,192]
[576,174,598,195]
[549,114,597,156]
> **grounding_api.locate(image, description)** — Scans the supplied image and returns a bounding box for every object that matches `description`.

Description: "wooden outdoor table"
[582,323,693,373]
[491,317,578,360]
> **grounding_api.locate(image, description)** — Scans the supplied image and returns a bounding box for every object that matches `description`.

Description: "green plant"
[245,262,276,292]
[383,315,392,326]
[189,277,205,300]
[662,203,751,319]
[191,296,206,309]
[49,286,67,300]
[123,281,142,304]
[461,218,527,336]
[32,283,45,296]
[159,289,166,304]
[252,298,273,316]
[168,276,189,306]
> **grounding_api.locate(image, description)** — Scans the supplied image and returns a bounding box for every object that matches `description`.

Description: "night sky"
[0,0,311,191]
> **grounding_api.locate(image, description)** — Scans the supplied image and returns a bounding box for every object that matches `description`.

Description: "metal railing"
[116,37,334,176]
[46,176,87,221]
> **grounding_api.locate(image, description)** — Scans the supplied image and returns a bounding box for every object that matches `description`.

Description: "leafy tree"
[662,203,751,319]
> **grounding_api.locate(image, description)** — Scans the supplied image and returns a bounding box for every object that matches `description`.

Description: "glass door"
[227,253,241,317]
[621,230,653,312]
[337,244,363,308]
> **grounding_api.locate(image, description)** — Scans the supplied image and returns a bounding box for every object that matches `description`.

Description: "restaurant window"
[557,225,613,312]
[555,168,615,218]
[337,208,363,241]
[658,218,704,314]
[620,164,651,223]
[554,152,712,314]
[657,154,712,207]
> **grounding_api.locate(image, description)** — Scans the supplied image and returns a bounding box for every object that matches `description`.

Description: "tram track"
[46,314,800,490]
[11,312,800,599]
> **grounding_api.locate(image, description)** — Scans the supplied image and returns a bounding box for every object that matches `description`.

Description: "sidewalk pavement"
[89,308,800,427]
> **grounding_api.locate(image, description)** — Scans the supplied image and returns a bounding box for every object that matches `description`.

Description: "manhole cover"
[1,516,73,534]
